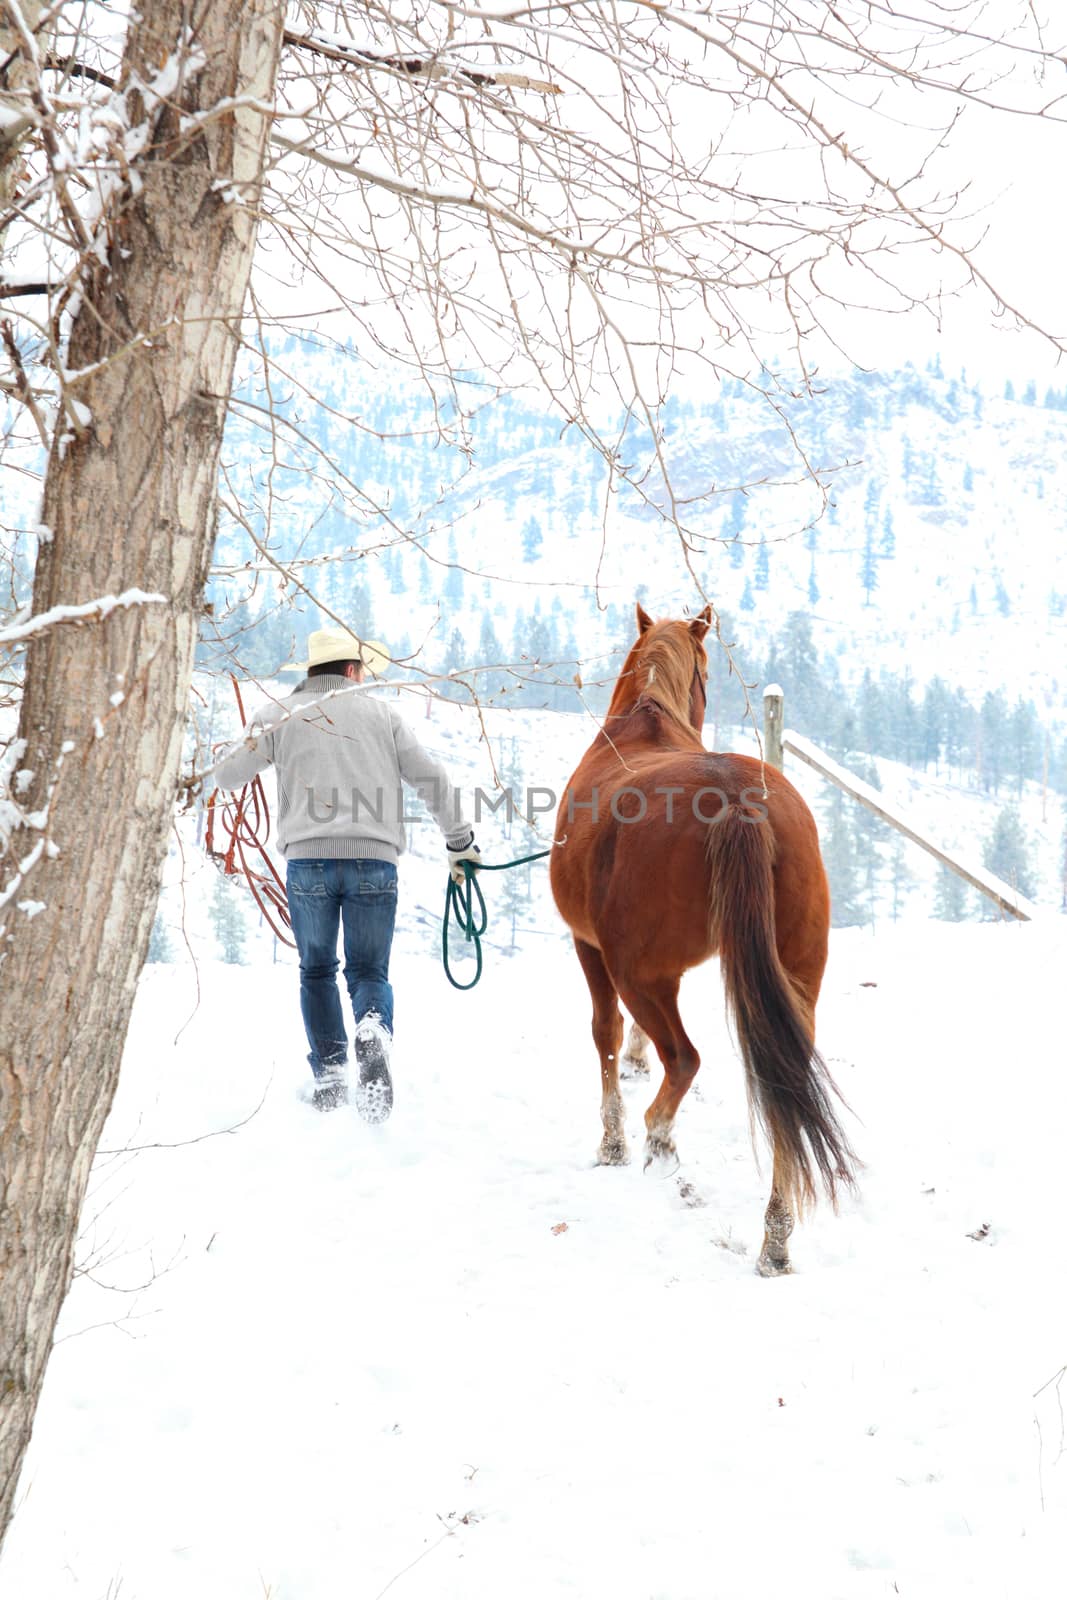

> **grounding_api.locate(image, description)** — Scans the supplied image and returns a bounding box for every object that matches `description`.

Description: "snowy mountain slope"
[199,362,1067,731]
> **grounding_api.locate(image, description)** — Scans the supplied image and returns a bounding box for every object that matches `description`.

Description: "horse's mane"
[614,622,703,733]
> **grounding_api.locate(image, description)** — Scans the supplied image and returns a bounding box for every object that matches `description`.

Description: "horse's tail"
[705,802,857,1216]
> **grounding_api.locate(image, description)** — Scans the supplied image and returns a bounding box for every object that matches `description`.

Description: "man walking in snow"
[214,628,480,1119]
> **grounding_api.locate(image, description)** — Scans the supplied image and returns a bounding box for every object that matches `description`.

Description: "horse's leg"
[757,1168,796,1277]
[620,1020,651,1079]
[573,938,629,1166]
[614,978,699,1172]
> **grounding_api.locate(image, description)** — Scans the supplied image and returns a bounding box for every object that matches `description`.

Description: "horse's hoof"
[643,1141,680,1178]
[596,1138,630,1167]
[755,1250,793,1278]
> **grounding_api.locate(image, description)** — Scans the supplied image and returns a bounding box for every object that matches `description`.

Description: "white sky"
[849,99,1067,386]
[255,3,1067,406]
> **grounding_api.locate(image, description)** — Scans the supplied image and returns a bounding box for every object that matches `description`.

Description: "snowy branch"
[280,27,561,95]
[0,589,169,648]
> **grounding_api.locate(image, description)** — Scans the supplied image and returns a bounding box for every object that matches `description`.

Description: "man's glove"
[447,830,481,885]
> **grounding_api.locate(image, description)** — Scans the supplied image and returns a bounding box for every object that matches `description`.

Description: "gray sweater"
[213,676,471,863]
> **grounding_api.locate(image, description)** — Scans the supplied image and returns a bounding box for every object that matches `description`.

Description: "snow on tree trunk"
[0,0,283,1547]
[0,3,47,220]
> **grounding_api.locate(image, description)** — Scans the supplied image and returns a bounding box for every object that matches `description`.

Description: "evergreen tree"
[962,463,974,493]
[497,858,528,951]
[1008,698,1041,795]
[921,456,943,506]
[979,690,1009,793]
[861,528,878,604]
[147,912,174,963]
[387,547,406,594]
[920,677,951,771]
[388,632,413,683]
[754,542,770,590]
[498,735,525,840]
[1004,379,1015,402]
[727,494,746,566]
[740,577,755,612]
[727,494,747,536]
[863,479,880,532]
[807,554,820,607]
[821,790,864,927]
[515,608,558,706]
[477,611,504,698]
[887,836,911,921]
[211,873,247,965]
[522,515,543,562]
[892,676,919,765]
[947,686,977,776]
[933,865,969,921]
[984,806,1036,900]
[345,577,374,639]
[849,758,889,927]
[880,507,895,559]
[440,626,467,699]
[858,670,886,756]
[418,554,433,600]
[443,534,465,608]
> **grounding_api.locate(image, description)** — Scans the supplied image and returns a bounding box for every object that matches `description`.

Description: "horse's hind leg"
[573,938,628,1166]
[620,1020,651,1079]
[757,1165,796,1278]
[613,978,699,1172]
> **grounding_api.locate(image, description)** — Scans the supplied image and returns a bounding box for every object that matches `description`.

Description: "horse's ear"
[688,604,713,643]
[636,602,654,635]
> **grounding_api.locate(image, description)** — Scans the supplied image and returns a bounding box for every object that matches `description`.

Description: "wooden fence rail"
[762,687,1038,923]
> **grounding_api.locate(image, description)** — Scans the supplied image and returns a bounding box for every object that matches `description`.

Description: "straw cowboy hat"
[288,628,389,677]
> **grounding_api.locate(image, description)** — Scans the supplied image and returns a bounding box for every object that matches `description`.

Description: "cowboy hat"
[285,628,389,677]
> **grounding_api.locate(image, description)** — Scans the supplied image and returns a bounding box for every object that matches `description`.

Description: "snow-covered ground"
[2,891,1065,1597]
[3,694,1065,1597]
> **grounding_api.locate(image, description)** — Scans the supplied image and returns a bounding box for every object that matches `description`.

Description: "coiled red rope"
[205,676,295,947]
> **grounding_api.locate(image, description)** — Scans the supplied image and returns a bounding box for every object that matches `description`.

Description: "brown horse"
[550,603,856,1275]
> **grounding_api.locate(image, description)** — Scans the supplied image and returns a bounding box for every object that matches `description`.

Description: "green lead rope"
[443,850,552,990]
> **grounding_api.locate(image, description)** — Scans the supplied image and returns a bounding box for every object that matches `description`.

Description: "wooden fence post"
[763,683,784,771]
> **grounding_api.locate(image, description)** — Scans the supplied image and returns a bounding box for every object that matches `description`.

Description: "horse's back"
[550,741,826,973]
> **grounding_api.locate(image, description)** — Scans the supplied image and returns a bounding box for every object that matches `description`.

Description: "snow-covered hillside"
[198,360,1067,729]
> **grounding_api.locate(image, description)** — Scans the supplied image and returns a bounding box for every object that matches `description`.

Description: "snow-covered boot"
[354,1015,393,1124]
[313,1066,348,1112]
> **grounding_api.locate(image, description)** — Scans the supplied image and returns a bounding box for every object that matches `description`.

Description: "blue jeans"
[286,858,397,1077]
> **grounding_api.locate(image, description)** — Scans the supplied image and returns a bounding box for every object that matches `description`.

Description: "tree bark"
[0,0,283,1546]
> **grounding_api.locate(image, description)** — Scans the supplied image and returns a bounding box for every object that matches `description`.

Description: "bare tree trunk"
[0,0,283,1545]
